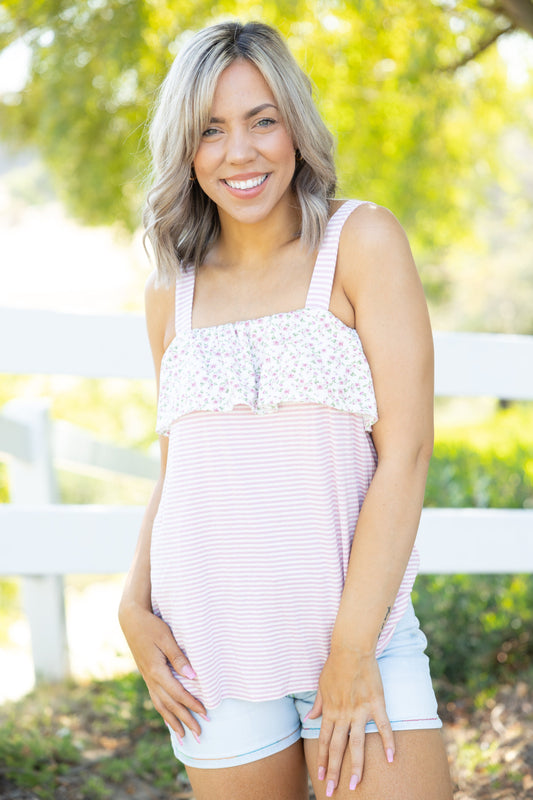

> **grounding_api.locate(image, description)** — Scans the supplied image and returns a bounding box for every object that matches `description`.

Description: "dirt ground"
[442,679,533,799]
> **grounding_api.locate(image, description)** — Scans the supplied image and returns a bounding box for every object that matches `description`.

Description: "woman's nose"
[226,129,255,163]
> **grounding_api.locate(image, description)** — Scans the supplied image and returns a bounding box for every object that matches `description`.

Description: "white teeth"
[225,175,267,190]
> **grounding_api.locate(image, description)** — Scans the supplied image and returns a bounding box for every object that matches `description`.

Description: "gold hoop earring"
[189,167,196,181]
[295,149,303,162]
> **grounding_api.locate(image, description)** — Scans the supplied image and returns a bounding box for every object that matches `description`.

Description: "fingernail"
[199,712,210,722]
[386,747,394,763]
[176,734,183,747]
[318,766,326,781]
[193,731,201,744]
[350,774,359,790]
[303,710,311,722]
[182,665,197,679]
[326,779,335,797]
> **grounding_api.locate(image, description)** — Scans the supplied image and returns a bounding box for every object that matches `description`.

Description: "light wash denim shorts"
[169,600,442,769]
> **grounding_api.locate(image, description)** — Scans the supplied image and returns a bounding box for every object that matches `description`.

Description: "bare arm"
[333,202,433,653]
[119,446,166,614]
[309,204,434,791]
[118,271,207,738]
[119,270,170,615]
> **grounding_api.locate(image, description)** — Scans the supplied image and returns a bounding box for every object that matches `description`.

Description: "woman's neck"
[214,197,301,272]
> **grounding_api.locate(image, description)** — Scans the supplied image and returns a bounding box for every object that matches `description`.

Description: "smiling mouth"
[223,174,268,190]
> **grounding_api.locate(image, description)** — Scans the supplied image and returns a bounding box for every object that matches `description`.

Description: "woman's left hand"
[306,647,394,795]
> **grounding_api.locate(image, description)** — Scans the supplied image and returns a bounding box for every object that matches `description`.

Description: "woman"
[119,20,453,799]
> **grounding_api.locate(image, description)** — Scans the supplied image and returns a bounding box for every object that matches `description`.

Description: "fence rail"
[2,306,533,396]
[1,505,532,575]
[1,308,532,683]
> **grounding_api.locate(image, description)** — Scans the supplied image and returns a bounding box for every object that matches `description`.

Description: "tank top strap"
[175,267,195,335]
[305,200,368,311]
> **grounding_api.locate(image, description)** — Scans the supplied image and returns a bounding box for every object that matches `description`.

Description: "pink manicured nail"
[193,731,201,744]
[326,779,335,797]
[318,766,326,781]
[199,712,210,722]
[386,747,394,763]
[176,734,183,747]
[349,774,359,790]
[182,665,197,679]
[303,710,311,722]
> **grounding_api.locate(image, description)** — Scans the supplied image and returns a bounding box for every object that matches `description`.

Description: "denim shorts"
[169,600,441,769]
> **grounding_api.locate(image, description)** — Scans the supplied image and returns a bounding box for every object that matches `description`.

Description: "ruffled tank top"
[150,200,420,709]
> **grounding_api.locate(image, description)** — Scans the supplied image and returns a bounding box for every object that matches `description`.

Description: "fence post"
[3,398,70,682]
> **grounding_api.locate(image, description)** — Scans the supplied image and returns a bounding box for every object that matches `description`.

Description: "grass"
[0,673,187,800]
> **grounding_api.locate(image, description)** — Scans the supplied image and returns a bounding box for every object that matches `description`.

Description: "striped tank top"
[151,199,420,709]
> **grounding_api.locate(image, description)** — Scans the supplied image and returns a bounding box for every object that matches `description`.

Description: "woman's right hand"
[119,601,208,742]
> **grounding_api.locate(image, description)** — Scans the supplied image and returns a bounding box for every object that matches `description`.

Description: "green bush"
[414,574,533,698]
[426,407,533,509]
[0,719,82,799]
[0,673,184,799]
[426,441,532,509]
[417,404,533,698]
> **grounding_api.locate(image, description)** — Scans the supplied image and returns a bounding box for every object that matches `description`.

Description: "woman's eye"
[202,127,221,137]
[256,117,277,128]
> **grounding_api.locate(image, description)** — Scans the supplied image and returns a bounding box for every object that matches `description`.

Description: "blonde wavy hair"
[144,21,337,282]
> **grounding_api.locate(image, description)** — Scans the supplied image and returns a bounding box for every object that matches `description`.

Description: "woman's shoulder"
[145,269,175,327]
[144,269,178,364]
[335,199,416,291]
[336,199,410,259]
[145,268,175,304]
[332,198,404,236]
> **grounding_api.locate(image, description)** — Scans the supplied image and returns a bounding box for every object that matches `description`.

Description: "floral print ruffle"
[156,308,378,436]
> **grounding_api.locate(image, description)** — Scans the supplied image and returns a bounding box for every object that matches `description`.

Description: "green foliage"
[0,718,82,798]
[0,672,185,799]
[413,573,533,698]
[79,775,112,800]
[97,755,132,783]
[131,738,180,789]
[1,0,531,292]
[427,405,533,509]
[455,738,500,778]
[415,404,533,699]
[1,0,150,230]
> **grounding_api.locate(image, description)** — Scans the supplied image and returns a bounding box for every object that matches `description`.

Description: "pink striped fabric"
[151,200,420,709]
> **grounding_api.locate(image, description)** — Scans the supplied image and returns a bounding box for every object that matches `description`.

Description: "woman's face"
[193,59,296,227]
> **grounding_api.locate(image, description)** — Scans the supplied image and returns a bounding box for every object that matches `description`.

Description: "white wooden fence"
[0,307,532,682]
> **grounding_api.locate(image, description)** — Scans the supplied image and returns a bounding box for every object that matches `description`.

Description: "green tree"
[1,1,531,287]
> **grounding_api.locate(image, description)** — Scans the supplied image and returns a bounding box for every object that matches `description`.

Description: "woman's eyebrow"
[209,103,278,123]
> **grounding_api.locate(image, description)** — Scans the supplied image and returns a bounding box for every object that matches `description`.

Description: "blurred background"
[0,1,532,798]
